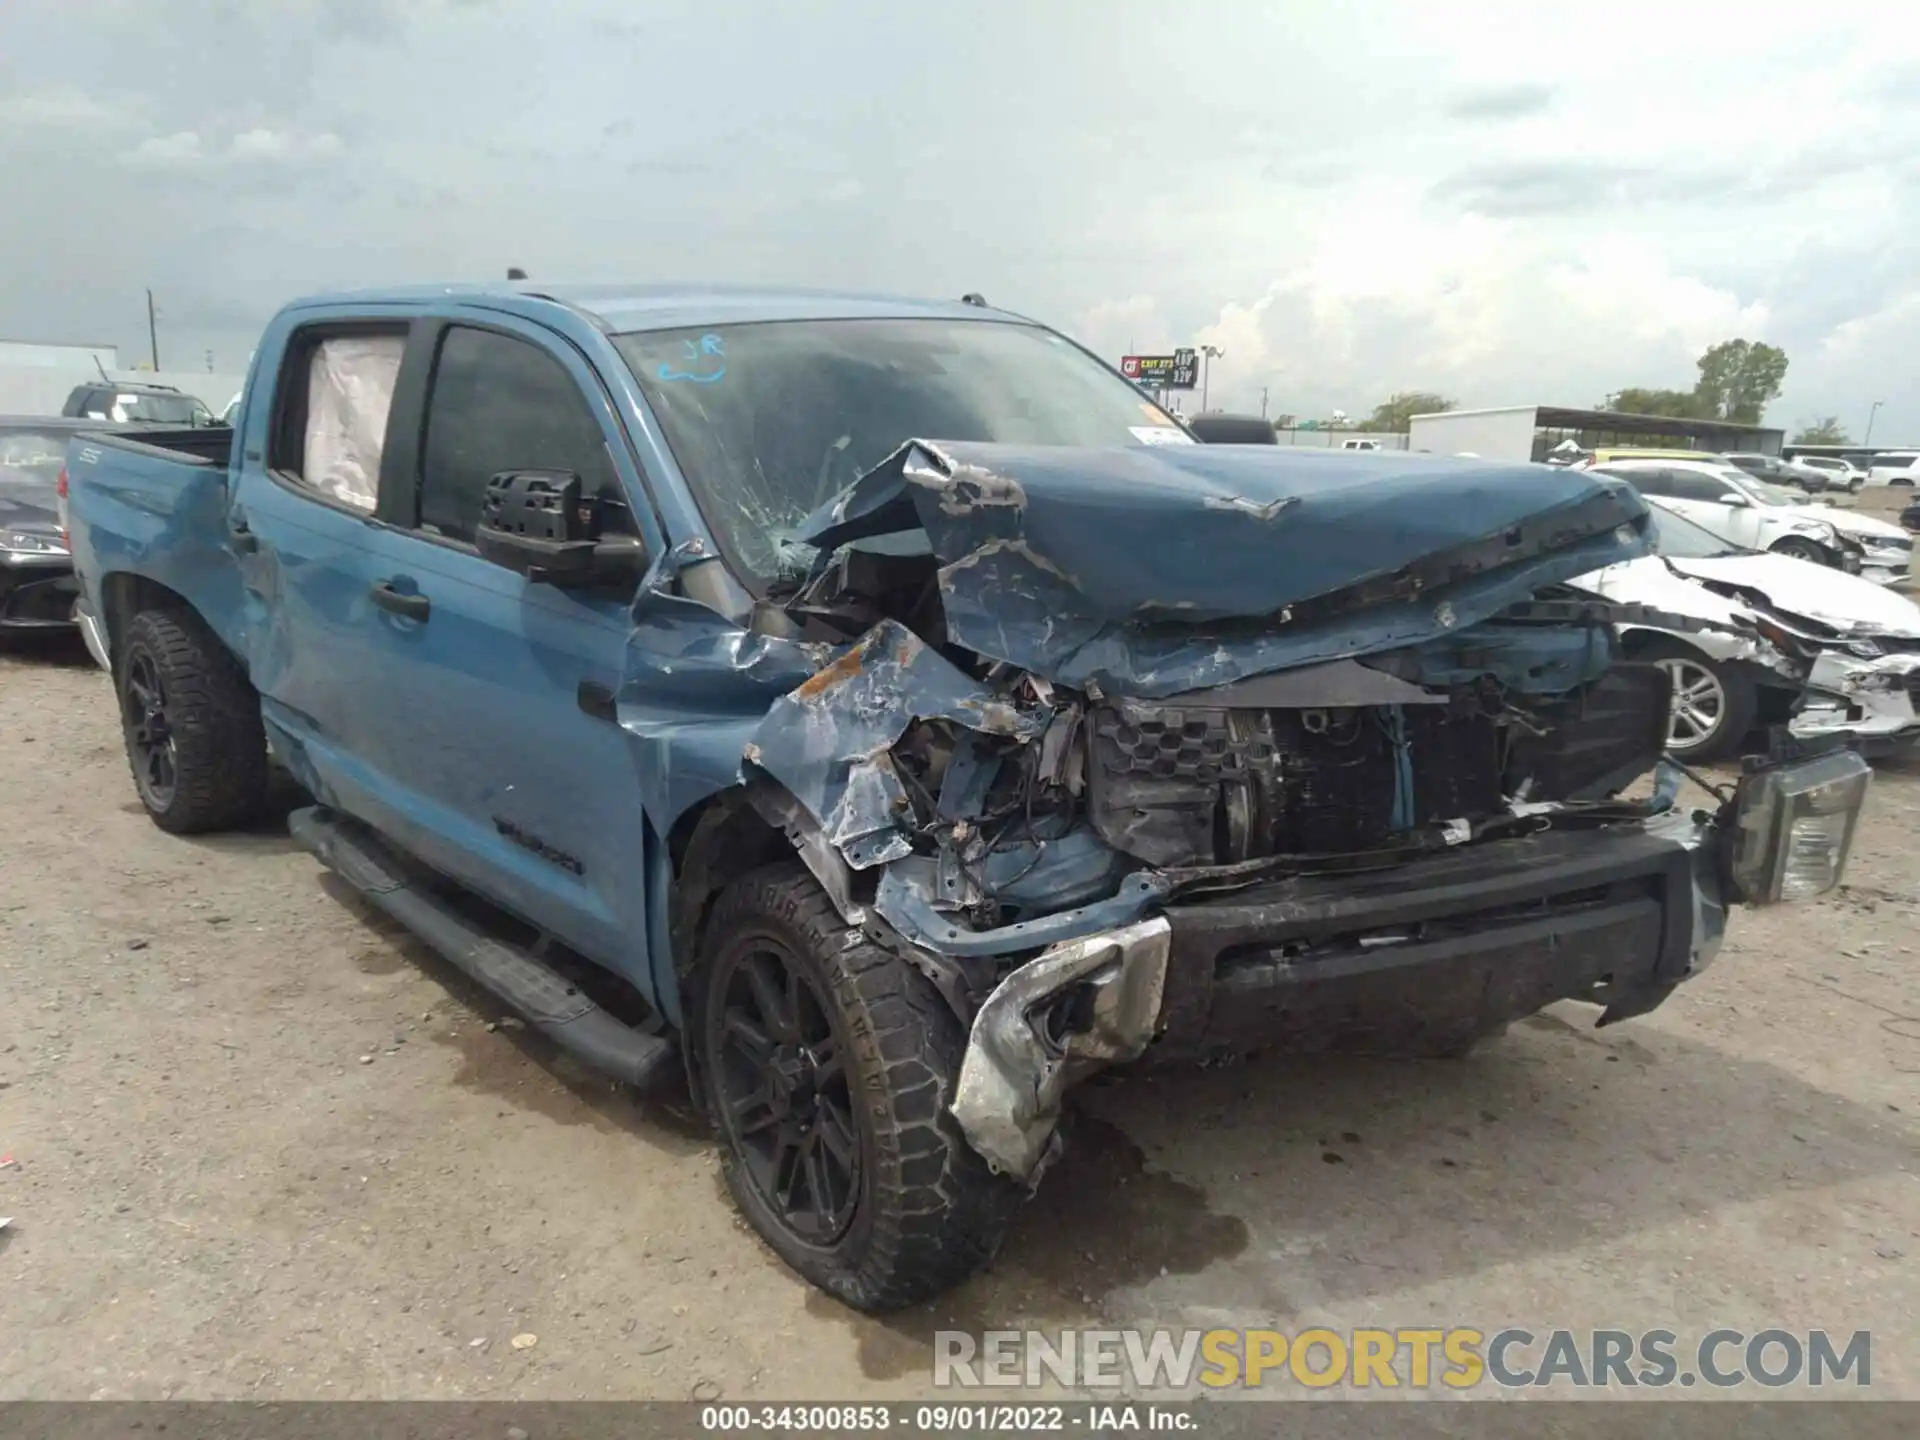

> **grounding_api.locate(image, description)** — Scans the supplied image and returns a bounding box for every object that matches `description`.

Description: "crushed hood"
[798,441,1652,697]
[1664,553,1920,639]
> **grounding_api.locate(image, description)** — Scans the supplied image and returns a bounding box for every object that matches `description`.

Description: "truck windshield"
[614,318,1184,586]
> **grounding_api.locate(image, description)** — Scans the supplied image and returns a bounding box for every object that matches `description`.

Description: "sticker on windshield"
[1130,425,1195,447]
[657,334,727,384]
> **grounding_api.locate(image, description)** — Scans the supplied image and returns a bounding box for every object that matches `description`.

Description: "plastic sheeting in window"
[304,335,405,511]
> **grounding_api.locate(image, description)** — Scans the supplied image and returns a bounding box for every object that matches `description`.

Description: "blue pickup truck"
[62,282,1870,1310]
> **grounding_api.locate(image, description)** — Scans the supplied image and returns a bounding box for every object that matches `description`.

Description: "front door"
[346,319,658,983]
[1655,468,1756,547]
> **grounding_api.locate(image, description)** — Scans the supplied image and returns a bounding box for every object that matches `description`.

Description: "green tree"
[1792,416,1849,445]
[1694,339,1789,424]
[1602,387,1711,419]
[1364,391,1456,433]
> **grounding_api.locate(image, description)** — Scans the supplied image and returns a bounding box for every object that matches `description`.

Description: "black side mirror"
[476,469,647,589]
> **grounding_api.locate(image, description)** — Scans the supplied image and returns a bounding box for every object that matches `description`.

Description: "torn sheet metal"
[797,441,1653,698]
[1790,650,1920,744]
[951,917,1172,1179]
[746,619,1048,871]
[614,541,833,830]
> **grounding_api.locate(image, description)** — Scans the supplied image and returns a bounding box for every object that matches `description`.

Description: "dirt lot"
[3,508,1919,1401]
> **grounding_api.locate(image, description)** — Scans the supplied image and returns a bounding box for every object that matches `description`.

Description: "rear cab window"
[267,325,409,514]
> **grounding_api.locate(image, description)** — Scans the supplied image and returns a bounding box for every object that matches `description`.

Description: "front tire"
[1634,638,1758,764]
[695,864,1021,1311]
[117,608,271,834]
[1770,536,1831,566]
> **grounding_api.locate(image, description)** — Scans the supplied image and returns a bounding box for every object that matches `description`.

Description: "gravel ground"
[3,510,1918,1402]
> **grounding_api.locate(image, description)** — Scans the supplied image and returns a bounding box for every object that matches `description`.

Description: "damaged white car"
[1574,502,1920,760]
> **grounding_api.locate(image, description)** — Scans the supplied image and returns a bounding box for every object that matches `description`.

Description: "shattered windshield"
[614,318,1187,586]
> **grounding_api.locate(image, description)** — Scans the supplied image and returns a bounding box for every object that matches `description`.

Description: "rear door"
[230,316,413,796]
[338,316,657,978]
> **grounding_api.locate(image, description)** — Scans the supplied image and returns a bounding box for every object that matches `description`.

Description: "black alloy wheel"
[710,939,861,1245]
[121,643,178,811]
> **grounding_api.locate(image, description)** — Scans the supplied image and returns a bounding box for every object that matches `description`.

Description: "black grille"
[1086,699,1503,865]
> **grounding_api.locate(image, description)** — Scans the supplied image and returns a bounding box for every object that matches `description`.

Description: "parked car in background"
[1901,497,1920,533]
[61,382,216,428]
[1340,437,1381,451]
[219,391,243,426]
[1573,502,1920,760]
[1586,447,1723,466]
[1867,452,1920,487]
[0,416,97,645]
[1792,455,1867,492]
[1185,413,1276,444]
[61,281,1872,1310]
[1587,458,1871,572]
[1723,451,1824,494]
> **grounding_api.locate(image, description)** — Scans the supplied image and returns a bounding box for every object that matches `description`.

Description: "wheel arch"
[99,573,221,671]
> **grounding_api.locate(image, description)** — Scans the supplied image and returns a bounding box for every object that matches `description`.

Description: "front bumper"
[1859,556,1910,587]
[1790,651,1920,752]
[949,752,1871,1181]
[951,810,1726,1179]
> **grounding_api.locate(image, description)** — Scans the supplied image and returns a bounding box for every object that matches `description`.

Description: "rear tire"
[694,863,1022,1311]
[117,608,271,834]
[1632,637,1758,764]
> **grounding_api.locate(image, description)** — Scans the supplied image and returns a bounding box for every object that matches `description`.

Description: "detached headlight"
[1728,750,1872,904]
[1,529,69,557]
[1846,638,1884,658]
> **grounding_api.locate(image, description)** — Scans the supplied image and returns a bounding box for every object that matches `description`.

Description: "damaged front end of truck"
[680,442,1872,1182]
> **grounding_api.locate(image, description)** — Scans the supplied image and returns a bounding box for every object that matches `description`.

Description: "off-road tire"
[695,863,1023,1311]
[118,608,272,834]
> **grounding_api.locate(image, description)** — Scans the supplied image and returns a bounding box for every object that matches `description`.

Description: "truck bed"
[65,424,246,663]
[80,425,234,468]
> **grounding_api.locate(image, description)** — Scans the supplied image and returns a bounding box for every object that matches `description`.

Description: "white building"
[1409,404,1785,464]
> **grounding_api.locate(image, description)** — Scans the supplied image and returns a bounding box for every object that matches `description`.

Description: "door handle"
[369,580,430,621]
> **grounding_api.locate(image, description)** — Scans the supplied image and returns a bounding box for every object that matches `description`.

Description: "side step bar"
[289,806,679,1092]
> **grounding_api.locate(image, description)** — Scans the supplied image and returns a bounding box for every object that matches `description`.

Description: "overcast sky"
[4,0,1917,437]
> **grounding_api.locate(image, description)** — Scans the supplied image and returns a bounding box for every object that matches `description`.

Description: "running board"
[288,806,678,1092]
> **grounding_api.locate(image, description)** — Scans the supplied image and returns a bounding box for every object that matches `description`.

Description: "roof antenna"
[507,267,529,281]
[960,292,987,307]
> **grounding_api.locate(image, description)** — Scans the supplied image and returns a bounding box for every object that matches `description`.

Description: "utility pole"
[146,289,160,371]
[1260,385,1269,419]
[1865,400,1884,446]
[1199,344,1224,413]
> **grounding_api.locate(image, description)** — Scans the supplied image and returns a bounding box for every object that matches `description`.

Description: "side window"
[266,327,408,513]
[1665,470,1727,502]
[418,327,619,546]
[1607,466,1662,497]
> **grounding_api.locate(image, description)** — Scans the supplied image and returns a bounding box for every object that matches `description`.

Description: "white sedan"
[1574,501,1920,760]
[1589,457,1913,585]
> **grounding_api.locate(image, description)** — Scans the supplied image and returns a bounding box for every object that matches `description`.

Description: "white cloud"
[126,131,208,168]
[230,128,346,163]
[0,87,128,132]
[121,127,346,170]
